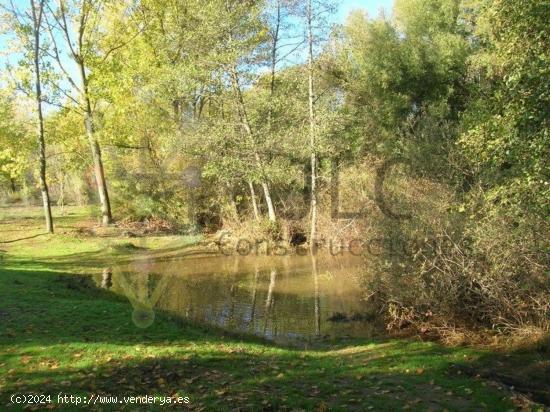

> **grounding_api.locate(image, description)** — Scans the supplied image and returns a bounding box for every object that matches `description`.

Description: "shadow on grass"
[0,268,227,347]
[0,311,515,411]
[450,347,550,404]
[2,353,490,411]
[0,233,49,244]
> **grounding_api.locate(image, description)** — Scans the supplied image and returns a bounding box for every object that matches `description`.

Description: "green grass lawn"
[0,206,547,411]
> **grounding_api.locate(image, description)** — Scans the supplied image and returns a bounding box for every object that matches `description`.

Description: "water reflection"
[101,268,112,289]
[312,254,321,337]
[95,254,378,342]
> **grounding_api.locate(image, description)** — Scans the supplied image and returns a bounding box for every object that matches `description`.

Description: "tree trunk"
[261,0,281,225]
[307,0,317,251]
[31,0,53,234]
[248,180,260,221]
[229,67,277,222]
[78,62,113,226]
[261,180,276,222]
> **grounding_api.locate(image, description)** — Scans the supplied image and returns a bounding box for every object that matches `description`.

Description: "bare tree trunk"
[248,180,260,221]
[261,181,276,222]
[31,0,53,234]
[78,62,113,226]
[307,0,317,251]
[229,68,277,222]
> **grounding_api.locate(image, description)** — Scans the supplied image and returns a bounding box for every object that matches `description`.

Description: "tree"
[224,0,277,223]
[339,1,469,139]
[3,0,54,232]
[302,0,336,249]
[44,0,120,225]
[306,0,317,249]
[30,0,53,232]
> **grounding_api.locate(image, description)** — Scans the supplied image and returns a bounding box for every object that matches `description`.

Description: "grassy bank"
[0,206,547,411]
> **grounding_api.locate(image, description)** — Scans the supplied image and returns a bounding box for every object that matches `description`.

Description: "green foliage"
[0,94,31,193]
[459,0,549,219]
[338,0,470,158]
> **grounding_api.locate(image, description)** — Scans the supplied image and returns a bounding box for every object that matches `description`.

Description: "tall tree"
[45,0,114,225]
[223,0,277,222]
[306,0,317,249]
[302,0,335,248]
[30,0,53,233]
[229,65,277,222]
[3,0,54,232]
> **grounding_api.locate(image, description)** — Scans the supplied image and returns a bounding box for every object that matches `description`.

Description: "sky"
[337,0,393,22]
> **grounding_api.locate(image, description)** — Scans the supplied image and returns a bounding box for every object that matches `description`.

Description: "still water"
[96,253,378,342]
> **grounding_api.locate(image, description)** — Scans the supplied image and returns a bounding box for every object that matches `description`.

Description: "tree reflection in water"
[96,254,378,342]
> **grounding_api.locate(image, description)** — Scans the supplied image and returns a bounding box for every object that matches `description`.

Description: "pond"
[95,253,380,343]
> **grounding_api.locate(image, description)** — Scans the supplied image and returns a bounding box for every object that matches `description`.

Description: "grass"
[0,205,547,411]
